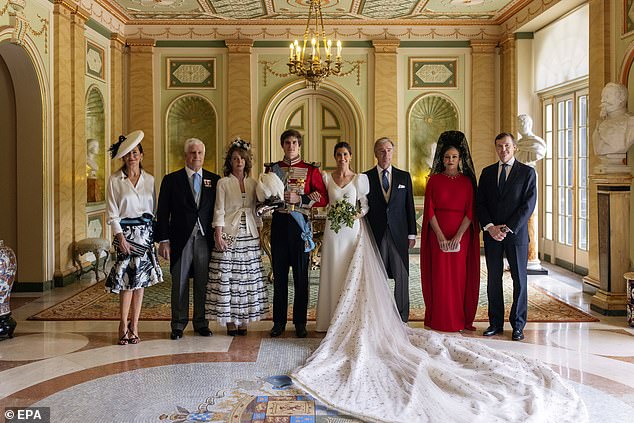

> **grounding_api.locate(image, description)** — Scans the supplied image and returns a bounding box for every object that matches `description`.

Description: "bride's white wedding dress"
[316,172,369,332]
[292,216,587,422]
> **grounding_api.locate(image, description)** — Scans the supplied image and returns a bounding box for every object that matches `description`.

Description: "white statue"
[593,82,634,173]
[516,114,547,167]
[86,139,99,178]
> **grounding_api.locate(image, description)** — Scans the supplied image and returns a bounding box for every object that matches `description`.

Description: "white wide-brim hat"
[113,130,144,159]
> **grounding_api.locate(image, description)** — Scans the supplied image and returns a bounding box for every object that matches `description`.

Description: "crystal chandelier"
[288,0,342,89]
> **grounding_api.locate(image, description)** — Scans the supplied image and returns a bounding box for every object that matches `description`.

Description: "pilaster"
[127,38,155,174]
[470,40,498,174]
[499,36,517,134]
[584,0,612,289]
[372,39,400,165]
[52,0,75,280]
[110,33,126,140]
[71,6,88,247]
[225,39,254,161]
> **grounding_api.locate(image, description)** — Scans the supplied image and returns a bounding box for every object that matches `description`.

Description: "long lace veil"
[430,130,477,191]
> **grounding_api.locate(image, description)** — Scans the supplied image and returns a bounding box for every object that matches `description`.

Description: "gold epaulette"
[308,162,321,168]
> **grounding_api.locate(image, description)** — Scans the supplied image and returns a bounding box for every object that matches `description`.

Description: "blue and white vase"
[0,240,17,339]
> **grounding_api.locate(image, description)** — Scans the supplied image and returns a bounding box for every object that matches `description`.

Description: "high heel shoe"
[127,323,140,344]
[118,330,129,345]
[237,326,247,336]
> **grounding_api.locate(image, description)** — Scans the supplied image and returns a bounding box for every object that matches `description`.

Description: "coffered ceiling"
[102,0,528,24]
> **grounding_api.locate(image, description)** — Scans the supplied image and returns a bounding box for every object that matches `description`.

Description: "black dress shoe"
[170,329,183,340]
[512,329,525,341]
[295,324,307,338]
[270,323,286,337]
[196,327,213,337]
[483,326,504,336]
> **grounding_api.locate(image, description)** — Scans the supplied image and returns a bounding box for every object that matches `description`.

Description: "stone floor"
[1,261,634,422]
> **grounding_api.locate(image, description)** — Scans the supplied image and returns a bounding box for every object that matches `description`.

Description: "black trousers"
[270,213,310,326]
[483,236,529,331]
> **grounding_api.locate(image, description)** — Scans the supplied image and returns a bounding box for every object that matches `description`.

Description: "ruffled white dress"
[292,219,587,423]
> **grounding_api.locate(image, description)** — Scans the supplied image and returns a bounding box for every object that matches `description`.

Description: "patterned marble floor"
[1,262,634,422]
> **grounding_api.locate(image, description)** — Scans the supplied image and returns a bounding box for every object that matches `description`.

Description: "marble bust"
[86,139,99,178]
[593,83,634,173]
[515,114,546,167]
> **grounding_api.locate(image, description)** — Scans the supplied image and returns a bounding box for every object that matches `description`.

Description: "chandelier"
[288,0,342,89]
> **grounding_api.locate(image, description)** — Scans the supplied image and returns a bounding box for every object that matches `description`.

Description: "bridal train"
[291,220,587,423]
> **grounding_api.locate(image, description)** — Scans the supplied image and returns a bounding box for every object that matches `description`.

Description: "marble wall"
[9,0,630,290]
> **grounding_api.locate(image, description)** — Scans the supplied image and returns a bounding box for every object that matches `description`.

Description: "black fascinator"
[108,135,127,159]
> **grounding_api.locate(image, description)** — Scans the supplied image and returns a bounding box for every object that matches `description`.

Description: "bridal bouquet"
[327,195,358,233]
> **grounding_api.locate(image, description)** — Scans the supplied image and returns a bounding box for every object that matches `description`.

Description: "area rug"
[28,257,598,323]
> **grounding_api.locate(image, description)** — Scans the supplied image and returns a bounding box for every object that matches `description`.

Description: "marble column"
[584,0,612,291]
[590,173,631,315]
[110,33,126,139]
[52,0,88,285]
[126,38,155,174]
[372,39,399,165]
[470,40,498,175]
[225,39,254,168]
[498,36,517,134]
[71,5,88,248]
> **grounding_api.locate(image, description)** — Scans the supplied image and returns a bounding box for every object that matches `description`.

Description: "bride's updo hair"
[333,141,352,156]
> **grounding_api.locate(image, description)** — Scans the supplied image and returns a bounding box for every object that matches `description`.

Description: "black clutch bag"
[112,237,150,257]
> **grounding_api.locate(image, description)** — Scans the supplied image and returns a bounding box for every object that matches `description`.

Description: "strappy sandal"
[118,330,129,345]
[127,323,140,344]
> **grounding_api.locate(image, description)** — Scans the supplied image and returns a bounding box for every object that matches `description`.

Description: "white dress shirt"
[376,164,393,201]
[213,174,262,237]
[185,166,205,235]
[483,157,517,232]
[106,169,156,235]
[497,157,515,181]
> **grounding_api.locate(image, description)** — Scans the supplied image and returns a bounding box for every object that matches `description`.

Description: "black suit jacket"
[155,168,221,266]
[476,160,536,245]
[364,166,417,261]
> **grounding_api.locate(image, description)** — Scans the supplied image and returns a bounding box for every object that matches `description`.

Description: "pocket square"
[398,184,406,189]
[203,179,213,188]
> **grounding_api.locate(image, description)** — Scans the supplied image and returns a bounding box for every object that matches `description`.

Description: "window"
[577,95,588,251]
[544,104,553,240]
[541,86,589,272]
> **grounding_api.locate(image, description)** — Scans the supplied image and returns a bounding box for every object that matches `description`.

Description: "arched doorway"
[0,41,48,285]
[262,82,363,171]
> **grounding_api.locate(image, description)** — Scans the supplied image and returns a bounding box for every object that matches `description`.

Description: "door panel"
[268,91,356,170]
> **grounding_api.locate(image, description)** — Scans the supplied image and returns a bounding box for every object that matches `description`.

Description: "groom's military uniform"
[267,157,328,334]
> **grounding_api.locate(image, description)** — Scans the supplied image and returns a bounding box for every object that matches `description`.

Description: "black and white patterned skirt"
[206,215,268,325]
[106,217,163,294]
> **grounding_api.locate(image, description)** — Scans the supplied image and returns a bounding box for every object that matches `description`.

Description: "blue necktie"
[382,169,390,192]
[498,164,507,194]
[193,172,201,195]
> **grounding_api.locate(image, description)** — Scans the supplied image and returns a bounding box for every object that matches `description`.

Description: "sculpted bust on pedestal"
[593,82,634,173]
[516,114,546,168]
[86,139,100,178]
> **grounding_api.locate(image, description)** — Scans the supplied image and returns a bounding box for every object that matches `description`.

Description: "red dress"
[420,173,480,332]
